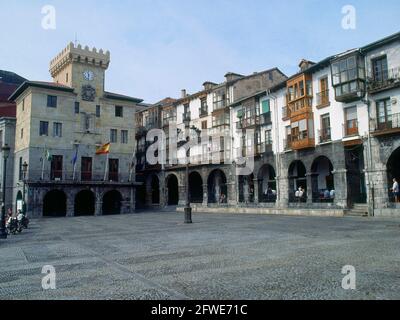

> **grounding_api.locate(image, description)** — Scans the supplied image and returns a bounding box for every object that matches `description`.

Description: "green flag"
[45,149,52,161]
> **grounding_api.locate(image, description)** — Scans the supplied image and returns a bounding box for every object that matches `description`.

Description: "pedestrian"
[391,178,400,203]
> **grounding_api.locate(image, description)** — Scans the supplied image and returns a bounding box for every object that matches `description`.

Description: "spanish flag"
[96,142,111,155]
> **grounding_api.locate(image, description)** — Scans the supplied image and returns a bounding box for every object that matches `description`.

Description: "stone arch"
[166,174,179,205]
[43,190,67,217]
[102,190,122,215]
[189,171,203,203]
[387,146,400,202]
[74,189,96,216]
[288,160,307,202]
[310,156,335,203]
[207,169,228,204]
[257,164,277,203]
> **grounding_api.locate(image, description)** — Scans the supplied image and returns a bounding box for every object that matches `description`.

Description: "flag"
[96,143,111,155]
[45,149,52,161]
[71,148,78,165]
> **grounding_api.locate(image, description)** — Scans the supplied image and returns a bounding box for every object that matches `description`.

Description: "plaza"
[0,211,399,300]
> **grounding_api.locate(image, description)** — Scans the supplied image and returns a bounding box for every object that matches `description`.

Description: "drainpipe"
[363,52,375,217]
[268,90,281,204]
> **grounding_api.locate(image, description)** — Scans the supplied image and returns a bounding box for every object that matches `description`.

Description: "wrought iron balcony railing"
[368,67,400,93]
[318,127,331,144]
[343,120,359,137]
[370,112,400,134]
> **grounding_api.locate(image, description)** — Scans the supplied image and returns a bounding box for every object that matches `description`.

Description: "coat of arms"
[82,85,96,102]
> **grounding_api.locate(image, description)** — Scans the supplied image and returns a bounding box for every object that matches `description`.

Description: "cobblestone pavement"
[0,211,399,300]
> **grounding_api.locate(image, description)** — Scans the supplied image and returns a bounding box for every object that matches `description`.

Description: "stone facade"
[9,43,142,218]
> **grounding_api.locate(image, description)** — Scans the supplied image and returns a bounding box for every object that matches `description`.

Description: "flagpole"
[41,146,46,180]
[72,145,78,181]
[104,153,109,181]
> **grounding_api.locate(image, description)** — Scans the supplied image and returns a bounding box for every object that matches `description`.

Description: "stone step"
[344,210,369,217]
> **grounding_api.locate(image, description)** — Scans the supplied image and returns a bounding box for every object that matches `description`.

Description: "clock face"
[83,70,94,81]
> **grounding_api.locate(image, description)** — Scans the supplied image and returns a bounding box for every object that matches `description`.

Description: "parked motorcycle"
[6,217,19,235]
[17,211,29,229]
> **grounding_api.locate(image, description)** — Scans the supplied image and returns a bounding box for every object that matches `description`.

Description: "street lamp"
[182,114,201,224]
[22,161,28,215]
[0,144,11,239]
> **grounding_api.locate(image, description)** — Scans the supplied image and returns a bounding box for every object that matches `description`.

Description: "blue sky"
[1,0,399,103]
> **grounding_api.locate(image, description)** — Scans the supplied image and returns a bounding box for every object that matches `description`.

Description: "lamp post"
[0,144,11,239]
[182,114,201,224]
[22,161,28,215]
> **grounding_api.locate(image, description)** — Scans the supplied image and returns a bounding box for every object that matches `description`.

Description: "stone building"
[9,43,143,217]
[136,31,400,217]
[0,70,26,211]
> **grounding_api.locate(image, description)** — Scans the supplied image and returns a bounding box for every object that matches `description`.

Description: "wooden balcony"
[316,90,330,109]
[288,96,313,118]
[291,137,315,150]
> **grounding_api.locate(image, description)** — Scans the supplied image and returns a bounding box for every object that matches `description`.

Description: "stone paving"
[0,211,400,300]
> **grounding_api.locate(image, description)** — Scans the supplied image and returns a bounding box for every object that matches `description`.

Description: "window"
[66,73,69,83]
[373,56,388,82]
[96,105,101,117]
[320,114,331,141]
[40,121,49,136]
[331,55,366,99]
[81,157,92,181]
[47,95,57,108]
[265,129,272,145]
[200,98,208,115]
[20,128,23,139]
[75,102,80,114]
[108,159,119,182]
[121,130,128,144]
[376,98,392,126]
[50,155,63,180]
[344,106,358,136]
[22,99,25,112]
[0,130,2,147]
[115,105,123,117]
[19,157,23,181]
[213,89,227,110]
[53,122,62,137]
[201,121,207,130]
[212,112,230,127]
[262,100,270,114]
[110,129,118,143]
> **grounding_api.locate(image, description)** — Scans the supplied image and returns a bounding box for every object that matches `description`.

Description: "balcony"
[282,106,290,120]
[316,90,330,108]
[291,132,315,150]
[371,113,400,136]
[288,96,313,118]
[368,67,400,94]
[259,112,272,125]
[27,170,134,184]
[318,127,331,144]
[343,120,359,137]
[199,107,208,117]
[239,116,260,129]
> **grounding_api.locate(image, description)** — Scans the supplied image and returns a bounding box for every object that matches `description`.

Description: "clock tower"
[49,42,110,102]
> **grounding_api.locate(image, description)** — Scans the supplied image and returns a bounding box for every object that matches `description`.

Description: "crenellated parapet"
[49,42,110,77]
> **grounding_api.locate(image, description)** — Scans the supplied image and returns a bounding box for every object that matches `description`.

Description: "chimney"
[299,59,315,72]
[181,89,187,98]
[203,81,217,91]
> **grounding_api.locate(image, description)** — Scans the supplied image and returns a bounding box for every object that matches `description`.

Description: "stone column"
[202,184,208,207]
[366,164,390,212]
[227,181,237,205]
[66,192,74,217]
[277,174,289,209]
[130,187,135,213]
[95,190,102,216]
[305,173,313,204]
[178,185,186,206]
[253,178,259,204]
[333,168,348,209]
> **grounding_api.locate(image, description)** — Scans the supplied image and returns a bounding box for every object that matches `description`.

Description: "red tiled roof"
[0,103,16,117]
